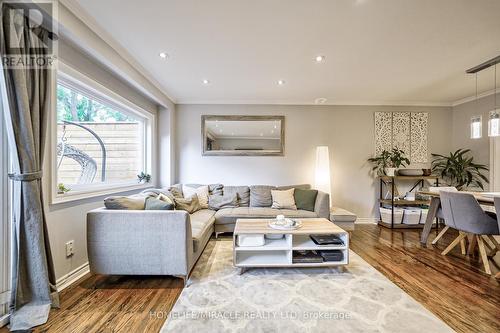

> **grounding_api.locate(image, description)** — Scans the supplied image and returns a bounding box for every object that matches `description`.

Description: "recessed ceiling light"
[315,97,327,104]
[260,133,264,136]
[202,79,210,85]
[159,52,169,59]
[315,55,325,63]
[277,80,285,86]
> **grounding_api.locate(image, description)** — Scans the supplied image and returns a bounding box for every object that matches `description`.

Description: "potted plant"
[137,172,151,183]
[388,148,410,176]
[368,148,410,176]
[431,149,488,190]
[57,183,71,194]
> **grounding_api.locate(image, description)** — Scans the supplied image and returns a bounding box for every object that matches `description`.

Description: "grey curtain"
[0,2,59,331]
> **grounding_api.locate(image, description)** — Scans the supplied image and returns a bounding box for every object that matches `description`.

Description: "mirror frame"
[201,115,285,156]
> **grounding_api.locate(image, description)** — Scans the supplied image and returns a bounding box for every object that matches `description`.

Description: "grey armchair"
[440,192,499,275]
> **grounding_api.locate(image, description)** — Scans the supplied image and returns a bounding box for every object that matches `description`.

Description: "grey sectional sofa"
[87,183,349,282]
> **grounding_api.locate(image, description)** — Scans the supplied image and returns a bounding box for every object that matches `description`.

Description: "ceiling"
[71,0,500,106]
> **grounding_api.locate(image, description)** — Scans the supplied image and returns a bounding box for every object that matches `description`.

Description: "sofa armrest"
[87,208,193,276]
[314,191,330,219]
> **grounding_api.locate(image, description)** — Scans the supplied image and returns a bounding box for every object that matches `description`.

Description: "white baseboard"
[56,262,90,292]
[0,314,9,328]
[355,218,378,224]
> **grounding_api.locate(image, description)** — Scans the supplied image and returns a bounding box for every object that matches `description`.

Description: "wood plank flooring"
[1,224,499,333]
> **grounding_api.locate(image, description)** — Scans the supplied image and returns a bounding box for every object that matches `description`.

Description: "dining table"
[419,191,497,246]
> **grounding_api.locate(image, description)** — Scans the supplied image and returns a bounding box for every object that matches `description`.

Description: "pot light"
[202,79,210,85]
[315,55,325,63]
[159,52,168,59]
[315,97,327,104]
[277,80,285,86]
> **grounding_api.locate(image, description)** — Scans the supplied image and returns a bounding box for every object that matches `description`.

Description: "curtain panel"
[0,2,59,330]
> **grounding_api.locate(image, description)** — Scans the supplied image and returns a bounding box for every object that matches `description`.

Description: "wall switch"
[65,240,74,257]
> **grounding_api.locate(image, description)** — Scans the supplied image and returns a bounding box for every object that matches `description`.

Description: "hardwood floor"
[1,224,499,333]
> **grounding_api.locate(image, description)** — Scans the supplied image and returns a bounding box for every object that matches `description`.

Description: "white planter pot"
[385,168,397,176]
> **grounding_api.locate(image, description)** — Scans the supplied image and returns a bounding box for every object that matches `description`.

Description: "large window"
[53,67,154,202]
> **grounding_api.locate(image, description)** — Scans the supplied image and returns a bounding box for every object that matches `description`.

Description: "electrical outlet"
[65,240,74,257]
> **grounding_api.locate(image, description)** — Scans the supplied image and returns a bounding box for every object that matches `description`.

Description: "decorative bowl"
[398,169,424,176]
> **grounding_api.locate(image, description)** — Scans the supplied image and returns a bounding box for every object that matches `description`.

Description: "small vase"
[385,168,397,177]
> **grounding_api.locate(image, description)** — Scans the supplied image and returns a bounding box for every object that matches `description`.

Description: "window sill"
[51,182,154,205]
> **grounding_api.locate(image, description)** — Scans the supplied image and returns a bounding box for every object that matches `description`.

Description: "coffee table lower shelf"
[233,218,349,273]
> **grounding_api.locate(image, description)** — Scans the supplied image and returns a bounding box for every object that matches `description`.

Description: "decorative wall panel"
[374,112,428,163]
[410,112,429,163]
[374,112,392,155]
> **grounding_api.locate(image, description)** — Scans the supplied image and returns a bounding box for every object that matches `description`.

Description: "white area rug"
[161,239,453,333]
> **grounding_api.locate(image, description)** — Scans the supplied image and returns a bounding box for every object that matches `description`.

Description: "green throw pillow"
[145,197,174,210]
[294,189,318,212]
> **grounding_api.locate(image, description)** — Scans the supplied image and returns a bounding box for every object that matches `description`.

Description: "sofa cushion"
[276,184,311,190]
[190,209,216,253]
[271,188,297,210]
[174,195,201,213]
[185,183,224,196]
[144,197,174,210]
[183,184,209,209]
[250,185,275,207]
[104,194,150,210]
[214,207,318,225]
[294,189,318,212]
[224,186,250,207]
[208,193,238,210]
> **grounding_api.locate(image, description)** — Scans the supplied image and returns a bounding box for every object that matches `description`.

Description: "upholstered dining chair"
[429,187,458,246]
[439,191,499,275]
[495,197,500,279]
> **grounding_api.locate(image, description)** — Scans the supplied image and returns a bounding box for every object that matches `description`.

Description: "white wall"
[175,104,453,220]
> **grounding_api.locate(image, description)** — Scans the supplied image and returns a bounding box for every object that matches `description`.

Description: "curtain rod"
[466,55,500,74]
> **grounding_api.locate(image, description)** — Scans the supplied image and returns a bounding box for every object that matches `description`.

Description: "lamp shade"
[314,146,331,198]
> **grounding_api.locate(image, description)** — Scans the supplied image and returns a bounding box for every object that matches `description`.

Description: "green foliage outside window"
[57,84,135,123]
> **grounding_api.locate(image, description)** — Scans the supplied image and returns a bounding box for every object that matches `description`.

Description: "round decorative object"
[268,219,302,230]
[397,169,424,176]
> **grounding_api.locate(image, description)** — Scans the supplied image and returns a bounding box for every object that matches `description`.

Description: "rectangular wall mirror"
[202,115,285,156]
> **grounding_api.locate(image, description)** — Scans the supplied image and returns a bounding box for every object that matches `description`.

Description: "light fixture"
[159,52,168,59]
[471,116,482,139]
[315,97,327,104]
[277,80,285,86]
[314,146,331,204]
[315,55,325,63]
[202,79,210,85]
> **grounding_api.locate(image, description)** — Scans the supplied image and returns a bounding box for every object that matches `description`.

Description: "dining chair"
[495,197,500,279]
[439,191,499,275]
[429,187,458,246]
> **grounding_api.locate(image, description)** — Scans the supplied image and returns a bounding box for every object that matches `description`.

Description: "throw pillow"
[145,197,174,210]
[168,186,184,199]
[183,184,209,209]
[174,195,201,214]
[271,188,297,210]
[104,194,147,210]
[294,188,318,212]
[223,186,250,207]
[208,193,239,210]
[157,193,175,205]
[250,185,275,207]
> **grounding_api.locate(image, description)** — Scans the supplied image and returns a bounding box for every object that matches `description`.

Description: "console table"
[378,175,439,229]
[233,218,349,274]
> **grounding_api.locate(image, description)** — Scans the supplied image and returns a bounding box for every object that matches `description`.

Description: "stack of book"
[292,250,323,263]
[309,234,344,246]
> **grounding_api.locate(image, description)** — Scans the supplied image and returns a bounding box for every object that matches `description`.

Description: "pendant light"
[471,73,482,139]
[488,64,500,137]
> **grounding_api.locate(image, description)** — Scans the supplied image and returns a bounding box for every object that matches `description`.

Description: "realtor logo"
[1,0,58,69]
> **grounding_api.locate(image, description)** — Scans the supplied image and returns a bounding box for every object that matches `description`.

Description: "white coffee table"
[233,218,349,274]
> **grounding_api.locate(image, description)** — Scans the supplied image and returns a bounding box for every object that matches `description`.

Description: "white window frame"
[51,62,156,204]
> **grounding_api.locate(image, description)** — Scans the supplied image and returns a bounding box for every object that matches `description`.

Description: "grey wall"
[176,104,453,220]
[452,92,500,170]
